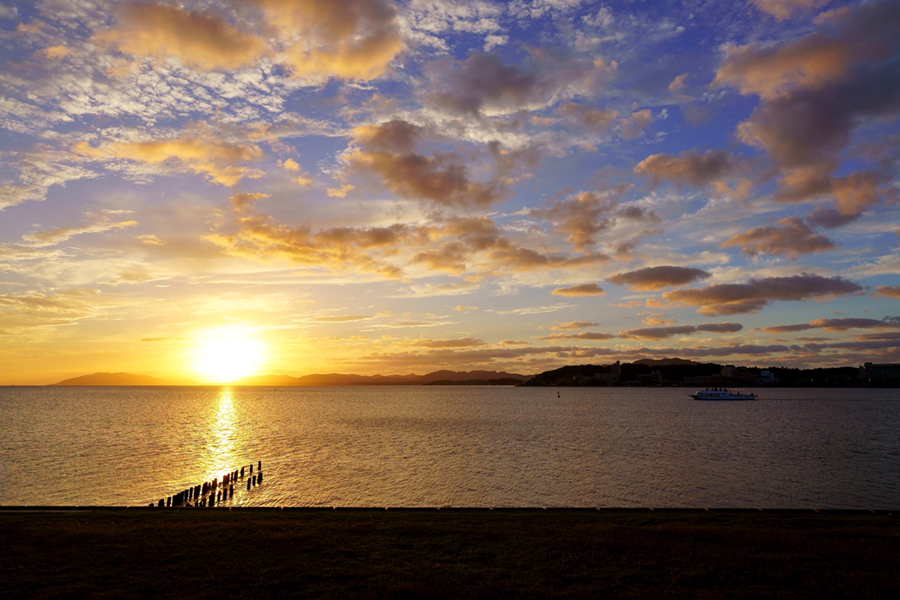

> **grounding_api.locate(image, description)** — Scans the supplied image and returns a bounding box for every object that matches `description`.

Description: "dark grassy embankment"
[1,508,898,599]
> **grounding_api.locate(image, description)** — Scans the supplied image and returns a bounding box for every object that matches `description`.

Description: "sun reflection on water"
[207,388,237,481]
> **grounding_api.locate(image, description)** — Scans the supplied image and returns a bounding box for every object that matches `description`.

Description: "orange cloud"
[621,109,653,139]
[551,283,605,296]
[96,3,264,71]
[551,321,598,331]
[22,219,137,247]
[349,148,504,208]
[230,193,270,213]
[251,0,403,81]
[73,130,264,186]
[663,274,862,316]
[326,184,355,198]
[38,46,71,59]
[721,216,835,258]
[713,37,851,99]
[529,191,617,251]
[607,266,711,291]
[619,322,743,340]
[538,332,615,341]
[405,338,486,349]
[760,317,900,333]
[560,103,619,131]
[634,150,743,188]
[875,286,900,299]
[749,0,829,21]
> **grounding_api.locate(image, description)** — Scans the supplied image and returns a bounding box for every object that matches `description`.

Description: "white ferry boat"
[690,388,758,401]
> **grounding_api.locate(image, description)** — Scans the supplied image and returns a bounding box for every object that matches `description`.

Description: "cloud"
[411,242,470,275]
[551,283,605,296]
[876,286,900,299]
[39,46,72,60]
[499,340,530,346]
[697,322,744,334]
[487,247,608,273]
[662,273,863,316]
[231,193,270,213]
[310,315,374,323]
[538,332,616,341]
[0,151,96,211]
[722,1,900,217]
[634,150,743,188]
[0,288,112,333]
[713,34,852,100]
[621,109,653,139]
[348,121,513,209]
[406,337,486,348]
[326,184,355,198]
[528,190,622,251]
[805,206,861,229]
[424,51,615,117]
[21,219,138,247]
[551,321,598,330]
[619,325,699,340]
[96,3,265,71]
[560,103,619,131]
[749,0,830,22]
[668,73,689,94]
[607,266,711,291]
[255,0,403,81]
[618,322,741,340]
[760,317,900,333]
[73,126,265,186]
[206,211,431,278]
[720,216,835,258]
[455,305,478,311]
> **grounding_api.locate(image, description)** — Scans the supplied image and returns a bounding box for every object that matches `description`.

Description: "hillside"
[230,370,530,386]
[51,370,530,387]
[52,372,198,386]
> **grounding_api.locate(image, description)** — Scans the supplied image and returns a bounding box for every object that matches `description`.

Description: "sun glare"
[193,328,266,383]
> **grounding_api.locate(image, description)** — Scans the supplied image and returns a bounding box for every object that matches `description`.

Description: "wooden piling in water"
[258,472,263,484]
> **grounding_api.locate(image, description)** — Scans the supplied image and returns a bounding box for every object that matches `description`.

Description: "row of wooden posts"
[151,460,263,508]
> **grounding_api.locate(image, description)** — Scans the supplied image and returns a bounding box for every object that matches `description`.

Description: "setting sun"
[193,328,266,383]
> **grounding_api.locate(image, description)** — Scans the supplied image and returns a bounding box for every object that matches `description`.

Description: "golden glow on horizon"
[192,327,266,383]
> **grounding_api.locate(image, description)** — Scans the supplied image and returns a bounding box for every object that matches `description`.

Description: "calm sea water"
[1,386,898,509]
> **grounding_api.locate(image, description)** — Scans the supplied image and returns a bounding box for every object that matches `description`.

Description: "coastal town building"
[862,363,900,384]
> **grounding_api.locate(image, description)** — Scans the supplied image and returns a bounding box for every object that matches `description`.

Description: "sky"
[1,0,899,384]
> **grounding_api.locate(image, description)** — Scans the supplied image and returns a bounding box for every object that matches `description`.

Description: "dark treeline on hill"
[523,359,876,387]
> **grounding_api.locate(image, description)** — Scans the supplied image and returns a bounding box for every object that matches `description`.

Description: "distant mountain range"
[51,370,530,386]
[51,372,199,386]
